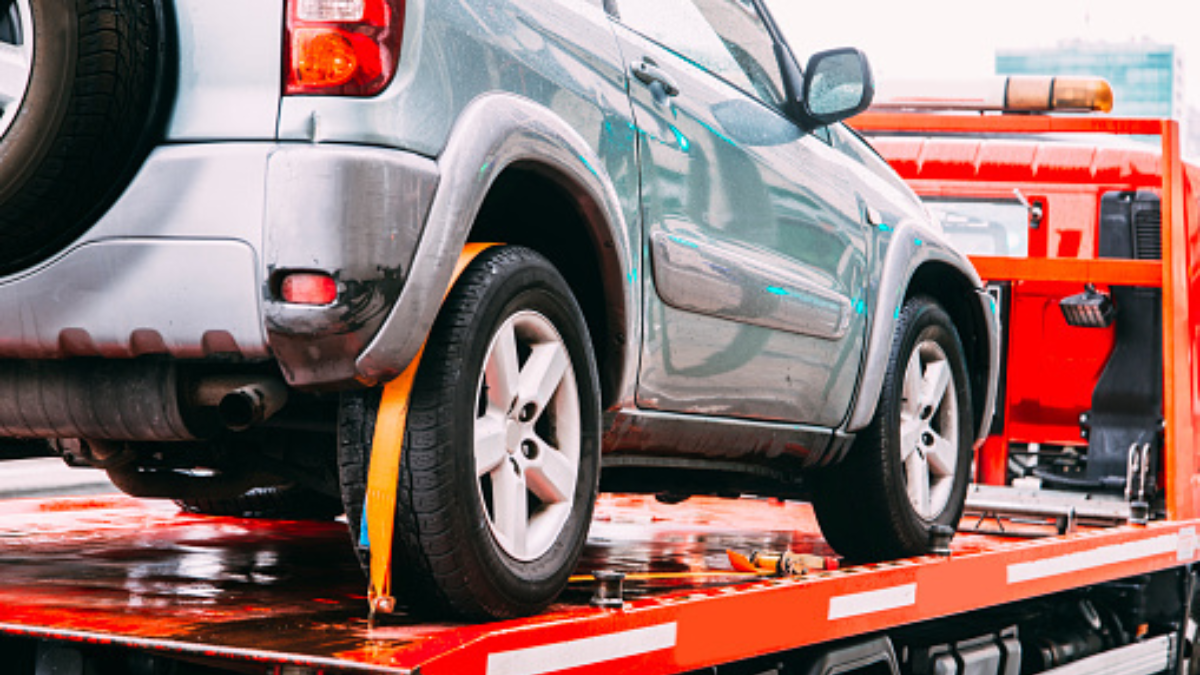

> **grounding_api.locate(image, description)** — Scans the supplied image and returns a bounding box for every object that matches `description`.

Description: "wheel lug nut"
[922,432,934,446]
[521,440,538,459]
[518,403,537,422]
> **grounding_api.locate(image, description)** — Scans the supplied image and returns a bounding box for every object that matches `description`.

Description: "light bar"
[871,76,1114,113]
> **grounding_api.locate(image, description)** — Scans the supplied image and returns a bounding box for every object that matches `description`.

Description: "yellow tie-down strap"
[366,243,497,616]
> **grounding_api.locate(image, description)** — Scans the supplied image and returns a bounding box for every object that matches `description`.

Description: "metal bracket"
[960,484,1144,538]
[1126,441,1152,525]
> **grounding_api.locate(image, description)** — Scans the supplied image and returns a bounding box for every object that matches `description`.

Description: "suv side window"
[614,0,786,107]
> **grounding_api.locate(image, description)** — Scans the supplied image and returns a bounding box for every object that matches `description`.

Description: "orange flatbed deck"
[0,493,1195,674]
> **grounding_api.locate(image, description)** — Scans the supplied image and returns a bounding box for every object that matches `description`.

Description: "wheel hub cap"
[474,310,580,561]
[505,420,523,454]
[899,339,959,520]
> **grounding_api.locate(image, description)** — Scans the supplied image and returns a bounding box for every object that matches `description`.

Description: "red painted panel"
[1004,281,1115,446]
[974,142,1038,182]
[869,134,1164,190]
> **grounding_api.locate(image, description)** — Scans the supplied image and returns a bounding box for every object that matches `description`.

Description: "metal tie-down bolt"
[372,595,397,614]
[929,524,954,557]
[1129,501,1150,526]
[590,570,626,608]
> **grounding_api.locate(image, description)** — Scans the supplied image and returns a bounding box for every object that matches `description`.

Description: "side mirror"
[800,48,874,127]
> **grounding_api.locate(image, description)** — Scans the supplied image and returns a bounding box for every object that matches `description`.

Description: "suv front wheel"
[813,296,973,561]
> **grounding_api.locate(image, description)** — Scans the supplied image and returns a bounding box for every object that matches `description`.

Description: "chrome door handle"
[631,60,680,97]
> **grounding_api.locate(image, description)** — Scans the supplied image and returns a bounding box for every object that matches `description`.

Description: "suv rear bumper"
[0,142,438,388]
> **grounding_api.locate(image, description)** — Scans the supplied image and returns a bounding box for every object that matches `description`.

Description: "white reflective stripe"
[1008,534,1177,584]
[1177,527,1197,562]
[827,583,917,620]
[486,623,677,675]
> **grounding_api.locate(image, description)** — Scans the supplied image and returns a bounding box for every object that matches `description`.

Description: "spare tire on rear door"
[0,0,167,274]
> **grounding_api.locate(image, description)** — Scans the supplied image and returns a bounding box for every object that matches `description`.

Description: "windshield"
[924,198,1028,257]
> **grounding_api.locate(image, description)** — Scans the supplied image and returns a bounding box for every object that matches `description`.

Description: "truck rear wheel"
[0,0,167,274]
[813,296,973,561]
[338,246,601,620]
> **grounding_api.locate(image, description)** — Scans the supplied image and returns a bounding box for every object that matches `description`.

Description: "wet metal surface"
[0,458,114,499]
[0,493,1009,672]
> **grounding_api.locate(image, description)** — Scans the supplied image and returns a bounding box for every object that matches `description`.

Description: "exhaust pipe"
[192,376,289,431]
[218,382,288,431]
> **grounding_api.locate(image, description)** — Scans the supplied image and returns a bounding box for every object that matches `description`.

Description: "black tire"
[338,246,601,620]
[176,484,344,521]
[0,0,167,273]
[812,296,973,561]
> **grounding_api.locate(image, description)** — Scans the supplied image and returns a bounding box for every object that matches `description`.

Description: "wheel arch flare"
[849,220,999,447]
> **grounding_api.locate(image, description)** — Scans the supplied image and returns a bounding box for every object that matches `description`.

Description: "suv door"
[609,0,870,427]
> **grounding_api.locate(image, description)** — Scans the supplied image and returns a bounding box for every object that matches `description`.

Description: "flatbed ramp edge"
[0,494,1193,674]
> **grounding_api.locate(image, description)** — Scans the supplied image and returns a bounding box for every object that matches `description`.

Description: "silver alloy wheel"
[474,310,581,562]
[0,0,33,139]
[899,338,959,520]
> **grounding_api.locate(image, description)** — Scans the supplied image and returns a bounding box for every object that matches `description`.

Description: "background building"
[997,41,1183,118]
[996,42,1199,157]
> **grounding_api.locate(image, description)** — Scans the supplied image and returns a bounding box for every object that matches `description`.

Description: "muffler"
[0,361,290,441]
[0,360,194,440]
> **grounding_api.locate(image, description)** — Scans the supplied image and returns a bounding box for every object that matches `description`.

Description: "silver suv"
[0,0,998,619]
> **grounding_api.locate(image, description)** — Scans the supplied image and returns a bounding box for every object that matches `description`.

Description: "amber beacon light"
[285,0,404,96]
[1006,76,1114,113]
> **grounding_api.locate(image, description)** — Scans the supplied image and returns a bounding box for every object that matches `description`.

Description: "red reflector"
[281,273,338,305]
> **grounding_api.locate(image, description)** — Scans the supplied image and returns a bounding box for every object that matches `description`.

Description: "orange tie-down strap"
[365,243,497,616]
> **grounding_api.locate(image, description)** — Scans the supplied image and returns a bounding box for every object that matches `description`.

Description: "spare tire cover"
[0,0,166,274]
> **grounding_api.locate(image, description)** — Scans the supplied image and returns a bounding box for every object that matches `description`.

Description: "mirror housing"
[799,48,875,128]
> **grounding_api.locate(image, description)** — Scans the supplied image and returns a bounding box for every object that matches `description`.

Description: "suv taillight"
[284,0,404,96]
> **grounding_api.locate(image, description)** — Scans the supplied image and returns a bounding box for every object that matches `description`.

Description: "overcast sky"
[769,0,1200,108]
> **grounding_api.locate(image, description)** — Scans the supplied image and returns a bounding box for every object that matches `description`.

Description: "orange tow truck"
[3,79,1200,675]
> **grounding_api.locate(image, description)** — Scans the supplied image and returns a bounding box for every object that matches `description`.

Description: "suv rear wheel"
[338,246,601,620]
[0,0,166,273]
